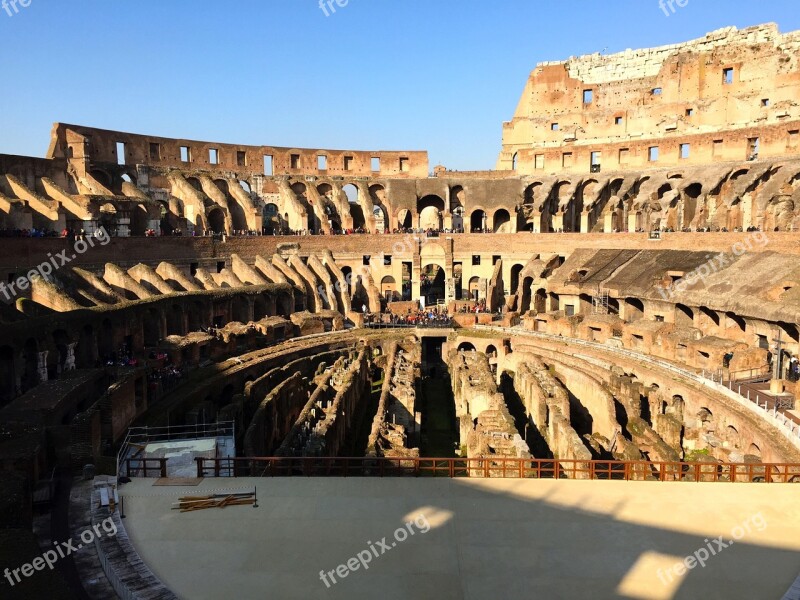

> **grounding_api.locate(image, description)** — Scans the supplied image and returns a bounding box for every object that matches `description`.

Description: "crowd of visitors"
[457,300,493,314]
[104,343,138,368]
[0,227,60,237]
[383,307,454,327]
[1,223,777,238]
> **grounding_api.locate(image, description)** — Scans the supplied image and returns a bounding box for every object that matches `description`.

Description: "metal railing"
[117,421,235,477]
[194,456,800,482]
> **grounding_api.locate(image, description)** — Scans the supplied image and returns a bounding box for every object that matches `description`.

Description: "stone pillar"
[552,213,564,232]
[603,212,614,233]
[37,351,49,383]
[580,212,590,233]
[531,212,542,233]
[412,255,422,304]
[116,211,131,237]
[65,343,77,371]
[446,277,456,303]
[627,213,638,233]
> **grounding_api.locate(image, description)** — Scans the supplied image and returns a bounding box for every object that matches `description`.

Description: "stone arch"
[468,276,481,301]
[216,179,247,232]
[52,329,71,376]
[343,184,364,230]
[369,184,389,231]
[372,205,387,233]
[420,263,446,304]
[232,296,251,324]
[167,304,185,336]
[143,308,161,347]
[699,306,720,328]
[397,208,412,230]
[420,242,446,270]
[90,168,113,190]
[186,177,203,193]
[380,275,397,301]
[725,425,741,449]
[254,295,269,320]
[698,406,713,422]
[207,208,226,234]
[534,288,547,313]
[510,264,524,296]
[493,208,512,233]
[470,208,487,232]
[675,303,694,327]
[263,203,281,234]
[457,342,476,353]
[277,292,293,318]
[418,195,445,230]
[519,277,533,312]
[187,300,205,332]
[131,203,149,236]
[625,297,644,320]
[99,202,118,233]
[450,185,465,231]
[725,311,746,334]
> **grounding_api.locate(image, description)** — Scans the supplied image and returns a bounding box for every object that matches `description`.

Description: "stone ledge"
[91,486,177,600]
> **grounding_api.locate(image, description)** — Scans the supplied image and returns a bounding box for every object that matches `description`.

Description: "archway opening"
[493,209,511,233]
[422,265,446,304]
[397,209,412,230]
[468,276,481,302]
[343,184,365,230]
[470,209,486,233]
[418,195,445,231]
[208,208,226,234]
[380,275,397,302]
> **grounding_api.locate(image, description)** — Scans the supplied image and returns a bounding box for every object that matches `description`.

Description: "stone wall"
[499,24,800,174]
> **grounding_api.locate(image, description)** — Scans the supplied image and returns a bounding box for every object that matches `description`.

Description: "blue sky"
[0,0,798,170]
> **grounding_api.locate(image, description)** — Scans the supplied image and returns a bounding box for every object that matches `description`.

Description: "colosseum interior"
[1,20,800,600]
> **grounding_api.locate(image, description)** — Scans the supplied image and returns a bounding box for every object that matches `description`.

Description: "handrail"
[194,456,800,482]
[117,420,235,477]
[125,457,168,478]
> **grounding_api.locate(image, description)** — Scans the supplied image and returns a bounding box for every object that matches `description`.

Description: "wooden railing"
[194,457,800,483]
[125,458,168,478]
